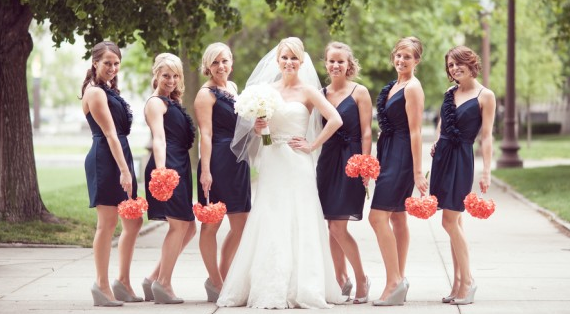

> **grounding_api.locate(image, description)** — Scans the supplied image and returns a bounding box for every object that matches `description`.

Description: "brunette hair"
[390,36,423,65]
[445,45,482,82]
[81,41,122,97]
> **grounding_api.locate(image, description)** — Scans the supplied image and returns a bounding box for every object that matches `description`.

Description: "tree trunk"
[181,50,200,172]
[0,0,56,223]
[526,98,531,148]
[561,77,570,134]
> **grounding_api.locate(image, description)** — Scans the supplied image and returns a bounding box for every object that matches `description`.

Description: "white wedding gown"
[217,102,345,309]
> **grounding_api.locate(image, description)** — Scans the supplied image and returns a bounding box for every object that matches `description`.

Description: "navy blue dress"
[430,86,483,211]
[85,85,137,208]
[317,86,365,220]
[197,87,251,213]
[371,80,414,212]
[145,96,196,221]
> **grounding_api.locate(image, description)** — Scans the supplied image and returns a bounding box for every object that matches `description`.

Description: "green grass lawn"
[0,166,200,247]
[34,145,148,156]
[493,165,570,222]
[0,167,105,247]
[494,134,570,160]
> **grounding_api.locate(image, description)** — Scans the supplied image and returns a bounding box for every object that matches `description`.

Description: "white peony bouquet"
[234,84,283,145]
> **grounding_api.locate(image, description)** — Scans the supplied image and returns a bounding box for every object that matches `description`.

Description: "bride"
[216,37,346,309]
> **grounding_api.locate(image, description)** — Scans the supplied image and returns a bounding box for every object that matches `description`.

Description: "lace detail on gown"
[217,102,345,309]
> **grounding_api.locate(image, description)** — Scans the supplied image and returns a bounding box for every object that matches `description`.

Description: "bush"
[520,122,561,135]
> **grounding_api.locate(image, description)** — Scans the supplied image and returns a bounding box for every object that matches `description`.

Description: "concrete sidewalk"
[2,143,570,314]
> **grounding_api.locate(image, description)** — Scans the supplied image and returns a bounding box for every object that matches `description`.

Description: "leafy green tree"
[0,0,351,222]
[487,0,564,138]
[543,0,570,133]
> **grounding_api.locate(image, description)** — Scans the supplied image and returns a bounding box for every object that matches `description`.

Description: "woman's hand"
[200,171,213,199]
[254,118,268,135]
[288,136,313,154]
[120,170,133,199]
[479,172,491,194]
[430,141,438,157]
[414,173,428,196]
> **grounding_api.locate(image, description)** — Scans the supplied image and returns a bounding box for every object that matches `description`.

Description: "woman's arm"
[194,88,216,198]
[294,87,343,153]
[404,80,428,195]
[430,118,441,157]
[478,88,497,193]
[355,84,373,155]
[145,97,167,169]
[85,87,133,198]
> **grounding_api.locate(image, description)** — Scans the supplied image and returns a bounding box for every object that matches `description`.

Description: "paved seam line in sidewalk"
[428,218,455,295]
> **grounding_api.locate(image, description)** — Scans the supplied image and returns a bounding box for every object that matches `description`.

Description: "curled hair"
[152,53,185,103]
[324,41,361,80]
[81,41,122,97]
[277,37,305,63]
[445,45,482,82]
[391,36,423,66]
[200,42,232,76]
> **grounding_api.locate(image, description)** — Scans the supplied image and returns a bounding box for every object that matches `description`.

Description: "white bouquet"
[234,84,283,145]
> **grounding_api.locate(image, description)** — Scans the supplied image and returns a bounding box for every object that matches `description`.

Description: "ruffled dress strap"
[98,84,133,135]
[376,80,397,136]
[207,86,237,104]
[157,96,196,150]
[441,85,461,147]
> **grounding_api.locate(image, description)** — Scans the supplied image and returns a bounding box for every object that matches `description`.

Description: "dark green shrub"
[520,122,561,135]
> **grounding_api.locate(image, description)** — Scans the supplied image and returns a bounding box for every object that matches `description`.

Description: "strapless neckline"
[283,101,310,114]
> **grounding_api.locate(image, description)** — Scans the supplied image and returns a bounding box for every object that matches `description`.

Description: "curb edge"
[491,175,570,235]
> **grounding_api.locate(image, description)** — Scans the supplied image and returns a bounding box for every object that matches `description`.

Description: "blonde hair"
[391,36,423,65]
[276,37,305,63]
[200,42,233,76]
[152,53,185,103]
[324,41,361,80]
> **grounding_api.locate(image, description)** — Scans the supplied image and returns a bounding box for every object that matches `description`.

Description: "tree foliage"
[0,0,354,223]
[22,0,242,62]
[487,0,564,103]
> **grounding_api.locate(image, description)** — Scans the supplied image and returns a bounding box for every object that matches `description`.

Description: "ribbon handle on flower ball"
[405,171,438,219]
[464,192,495,219]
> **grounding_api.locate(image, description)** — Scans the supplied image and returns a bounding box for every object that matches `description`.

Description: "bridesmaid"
[143,53,196,304]
[430,46,496,305]
[81,41,142,306]
[369,37,428,306]
[194,42,251,302]
[316,41,372,304]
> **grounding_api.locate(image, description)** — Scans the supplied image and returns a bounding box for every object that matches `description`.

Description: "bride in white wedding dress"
[217,37,346,309]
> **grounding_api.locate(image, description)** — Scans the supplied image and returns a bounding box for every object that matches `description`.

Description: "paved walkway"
[2,139,570,313]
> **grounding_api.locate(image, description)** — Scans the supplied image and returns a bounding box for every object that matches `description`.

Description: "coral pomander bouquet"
[234,84,284,145]
[118,197,149,219]
[149,168,180,201]
[345,154,380,199]
[405,194,438,219]
[405,172,438,219]
[464,192,496,219]
[193,197,227,224]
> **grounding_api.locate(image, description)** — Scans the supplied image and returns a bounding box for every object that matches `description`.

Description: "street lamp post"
[497,0,523,168]
[32,55,41,131]
[476,0,494,157]
[480,0,492,88]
